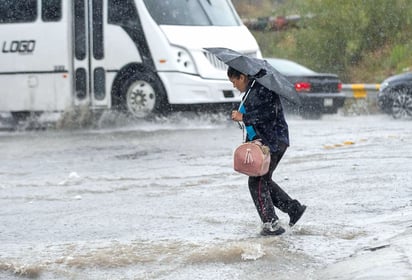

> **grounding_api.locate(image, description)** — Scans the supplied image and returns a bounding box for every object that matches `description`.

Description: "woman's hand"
[231,110,243,122]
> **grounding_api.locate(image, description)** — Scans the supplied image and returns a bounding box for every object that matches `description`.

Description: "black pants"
[248,143,299,223]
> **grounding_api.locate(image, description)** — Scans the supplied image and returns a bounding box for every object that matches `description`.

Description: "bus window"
[76,68,87,99]
[42,0,62,22]
[74,0,86,60]
[108,0,138,27]
[94,67,106,100]
[199,0,240,26]
[142,0,240,26]
[0,0,37,23]
[92,0,104,59]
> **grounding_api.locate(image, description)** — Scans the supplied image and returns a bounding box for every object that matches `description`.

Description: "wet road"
[0,112,411,279]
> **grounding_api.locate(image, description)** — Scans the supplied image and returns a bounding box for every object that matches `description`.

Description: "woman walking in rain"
[228,66,306,236]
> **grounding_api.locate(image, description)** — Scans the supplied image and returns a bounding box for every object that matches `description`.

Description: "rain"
[1,112,411,279]
[1,0,412,279]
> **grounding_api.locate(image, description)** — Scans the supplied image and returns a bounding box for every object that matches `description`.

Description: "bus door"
[72,0,106,108]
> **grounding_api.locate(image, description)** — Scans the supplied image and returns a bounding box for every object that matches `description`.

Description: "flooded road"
[0,113,411,279]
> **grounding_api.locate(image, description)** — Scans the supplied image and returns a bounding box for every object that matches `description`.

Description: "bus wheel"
[117,73,168,119]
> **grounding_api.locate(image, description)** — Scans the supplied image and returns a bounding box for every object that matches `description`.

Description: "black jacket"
[242,80,289,153]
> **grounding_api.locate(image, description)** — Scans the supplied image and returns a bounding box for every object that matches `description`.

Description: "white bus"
[0,0,261,120]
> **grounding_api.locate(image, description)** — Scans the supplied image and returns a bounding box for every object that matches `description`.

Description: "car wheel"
[391,89,412,119]
[114,72,169,119]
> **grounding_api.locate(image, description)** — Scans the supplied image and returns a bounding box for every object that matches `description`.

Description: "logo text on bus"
[2,40,36,54]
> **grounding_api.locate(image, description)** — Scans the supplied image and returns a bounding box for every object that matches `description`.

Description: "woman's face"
[229,74,249,93]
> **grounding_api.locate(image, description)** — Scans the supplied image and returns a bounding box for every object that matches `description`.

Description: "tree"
[294,0,412,80]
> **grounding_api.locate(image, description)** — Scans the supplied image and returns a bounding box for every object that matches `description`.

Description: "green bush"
[241,0,412,82]
[294,0,412,80]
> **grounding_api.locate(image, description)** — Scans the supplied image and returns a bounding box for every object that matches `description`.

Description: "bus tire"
[115,72,169,119]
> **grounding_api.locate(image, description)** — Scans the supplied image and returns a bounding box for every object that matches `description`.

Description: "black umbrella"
[204,47,301,105]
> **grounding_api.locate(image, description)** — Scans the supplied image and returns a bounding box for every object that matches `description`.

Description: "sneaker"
[288,204,307,227]
[260,221,285,236]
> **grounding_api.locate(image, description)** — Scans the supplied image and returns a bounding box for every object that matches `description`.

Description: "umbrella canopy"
[204,47,301,105]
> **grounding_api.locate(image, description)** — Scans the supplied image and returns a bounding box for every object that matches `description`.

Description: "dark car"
[265,58,345,119]
[378,72,412,119]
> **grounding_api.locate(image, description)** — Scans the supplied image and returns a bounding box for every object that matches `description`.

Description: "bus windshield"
[142,0,240,26]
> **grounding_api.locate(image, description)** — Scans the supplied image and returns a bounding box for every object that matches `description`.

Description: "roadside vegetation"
[232,0,412,83]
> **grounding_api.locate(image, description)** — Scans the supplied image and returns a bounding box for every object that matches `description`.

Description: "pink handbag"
[234,140,271,176]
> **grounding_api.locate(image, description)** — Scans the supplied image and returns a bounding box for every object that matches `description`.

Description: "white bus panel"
[0,0,261,119]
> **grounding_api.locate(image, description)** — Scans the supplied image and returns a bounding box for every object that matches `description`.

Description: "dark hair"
[227,66,243,78]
